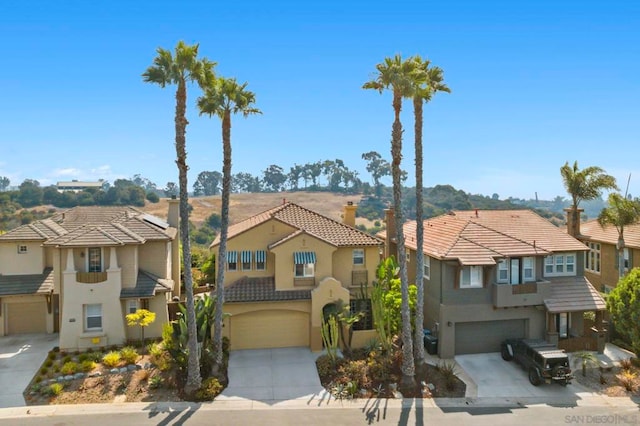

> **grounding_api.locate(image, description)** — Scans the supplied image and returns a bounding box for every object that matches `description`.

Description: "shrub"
[437,360,459,390]
[62,355,72,364]
[44,359,54,368]
[619,358,633,371]
[53,346,60,353]
[78,353,89,363]
[617,370,637,392]
[338,360,370,389]
[48,383,64,396]
[81,360,97,372]
[35,376,43,384]
[120,346,139,364]
[194,377,223,401]
[632,357,640,369]
[52,364,60,373]
[47,352,56,361]
[60,362,78,375]
[316,354,338,382]
[149,375,164,389]
[102,351,122,368]
[87,351,103,363]
[39,367,49,376]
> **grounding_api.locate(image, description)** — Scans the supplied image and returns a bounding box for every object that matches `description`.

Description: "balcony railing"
[76,271,108,284]
[351,270,368,287]
[294,277,315,287]
[493,280,550,308]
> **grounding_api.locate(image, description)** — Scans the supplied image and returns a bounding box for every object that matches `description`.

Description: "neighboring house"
[210,201,382,351]
[379,208,607,358]
[57,180,104,192]
[574,218,640,294]
[0,202,181,350]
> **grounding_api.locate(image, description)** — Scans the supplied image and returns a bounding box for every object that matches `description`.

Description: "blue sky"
[1,0,638,200]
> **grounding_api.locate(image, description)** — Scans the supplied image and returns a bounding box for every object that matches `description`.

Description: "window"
[497,257,535,284]
[127,300,138,314]
[84,304,102,331]
[523,257,535,281]
[423,256,431,279]
[17,245,28,254]
[544,253,576,277]
[460,266,483,288]
[294,252,316,278]
[353,249,365,265]
[406,251,410,263]
[557,312,570,339]
[585,242,601,273]
[497,260,508,283]
[241,250,252,271]
[227,251,238,271]
[350,299,373,330]
[88,247,102,272]
[255,250,266,271]
[624,248,630,270]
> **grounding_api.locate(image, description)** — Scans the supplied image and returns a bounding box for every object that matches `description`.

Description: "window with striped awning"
[255,250,266,271]
[294,251,316,264]
[241,250,252,271]
[227,251,238,271]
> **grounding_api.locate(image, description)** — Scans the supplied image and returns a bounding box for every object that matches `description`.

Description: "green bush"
[60,362,78,375]
[194,377,223,401]
[120,346,139,364]
[102,351,122,368]
[44,359,54,368]
[338,359,370,389]
[86,351,103,363]
[52,364,60,373]
[437,360,459,390]
[62,355,72,364]
[39,367,49,375]
[81,360,97,372]
[78,353,89,363]
[48,383,64,396]
[35,376,43,384]
[149,375,164,389]
[47,352,56,361]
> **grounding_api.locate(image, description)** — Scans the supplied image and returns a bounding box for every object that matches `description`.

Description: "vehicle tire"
[559,379,568,386]
[501,345,513,361]
[528,368,542,386]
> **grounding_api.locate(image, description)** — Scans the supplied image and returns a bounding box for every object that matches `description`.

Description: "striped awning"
[255,250,266,263]
[241,250,252,263]
[294,251,316,264]
[227,251,237,263]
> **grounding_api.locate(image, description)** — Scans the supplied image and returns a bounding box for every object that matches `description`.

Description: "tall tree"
[142,41,215,393]
[198,76,261,375]
[560,161,617,237]
[193,171,222,196]
[361,151,391,197]
[408,55,450,369]
[598,193,640,278]
[0,176,10,192]
[262,164,287,192]
[363,54,417,389]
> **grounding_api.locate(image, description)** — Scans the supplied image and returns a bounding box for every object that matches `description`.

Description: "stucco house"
[573,217,640,294]
[210,201,382,351]
[380,208,607,358]
[0,202,180,350]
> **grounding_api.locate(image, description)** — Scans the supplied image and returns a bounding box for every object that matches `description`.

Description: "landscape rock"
[88,371,102,378]
[74,373,85,380]
[119,367,128,374]
[127,365,137,372]
[109,368,119,374]
[64,375,74,381]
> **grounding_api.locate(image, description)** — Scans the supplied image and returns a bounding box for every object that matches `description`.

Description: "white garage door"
[7,300,47,335]
[230,310,309,350]
[455,319,526,355]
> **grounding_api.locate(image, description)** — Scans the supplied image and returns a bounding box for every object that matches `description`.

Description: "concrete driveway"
[455,352,594,400]
[0,333,58,408]
[219,347,327,402]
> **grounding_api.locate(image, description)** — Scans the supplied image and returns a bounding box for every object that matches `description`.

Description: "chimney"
[384,208,396,259]
[343,201,357,227]
[564,207,584,238]
[167,195,179,228]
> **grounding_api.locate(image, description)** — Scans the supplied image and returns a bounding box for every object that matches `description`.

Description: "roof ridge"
[28,223,49,239]
[469,219,551,254]
[111,223,145,243]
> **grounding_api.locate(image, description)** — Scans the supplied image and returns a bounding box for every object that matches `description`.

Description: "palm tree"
[572,351,598,377]
[408,55,450,369]
[598,193,640,278]
[364,55,417,389]
[560,161,617,237]
[198,76,261,375]
[142,41,215,393]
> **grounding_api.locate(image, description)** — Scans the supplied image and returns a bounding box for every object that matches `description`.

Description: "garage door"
[230,310,309,350]
[455,319,525,355]
[7,300,47,335]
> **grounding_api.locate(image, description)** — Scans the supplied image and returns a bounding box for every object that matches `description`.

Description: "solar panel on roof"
[141,214,169,230]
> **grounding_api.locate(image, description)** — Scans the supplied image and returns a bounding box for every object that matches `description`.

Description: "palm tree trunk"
[391,91,416,390]
[175,81,202,394]
[413,96,426,370]
[617,235,625,279]
[212,110,231,375]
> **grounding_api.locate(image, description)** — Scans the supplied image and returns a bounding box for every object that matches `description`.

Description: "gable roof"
[210,202,381,248]
[0,206,174,246]
[120,271,173,299]
[383,209,587,266]
[580,220,640,249]
[224,276,312,303]
[0,268,54,296]
[544,276,606,313]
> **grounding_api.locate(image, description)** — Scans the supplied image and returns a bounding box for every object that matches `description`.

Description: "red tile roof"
[224,276,312,303]
[384,209,587,266]
[580,220,640,249]
[544,276,606,313]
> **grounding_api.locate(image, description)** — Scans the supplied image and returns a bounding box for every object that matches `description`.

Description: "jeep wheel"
[528,368,542,386]
[559,379,568,386]
[501,345,513,361]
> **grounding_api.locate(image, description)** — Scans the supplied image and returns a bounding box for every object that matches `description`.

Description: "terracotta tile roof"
[120,271,173,299]
[580,220,640,249]
[387,209,587,266]
[544,276,606,313]
[0,268,54,296]
[224,276,312,303]
[2,206,174,247]
[211,202,382,248]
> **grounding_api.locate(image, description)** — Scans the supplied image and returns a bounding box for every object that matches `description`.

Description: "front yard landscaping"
[573,357,640,397]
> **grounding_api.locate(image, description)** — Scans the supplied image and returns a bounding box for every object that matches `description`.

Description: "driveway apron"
[220,347,326,402]
[0,334,59,408]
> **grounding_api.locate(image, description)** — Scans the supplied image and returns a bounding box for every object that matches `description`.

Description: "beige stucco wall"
[0,241,45,275]
[118,246,138,288]
[139,241,170,278]
[271,234,336,290]
[124,294,169,342]
[215,219,297,285]
[0,294,54,336]
[331,246,379,289]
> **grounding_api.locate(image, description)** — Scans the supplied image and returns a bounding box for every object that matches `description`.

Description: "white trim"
[84,303,102,331]
[353,249,365,265]
[460,266,483,288]
[86,247,104,273]
[544,253,576,277]
[423,256,431,279]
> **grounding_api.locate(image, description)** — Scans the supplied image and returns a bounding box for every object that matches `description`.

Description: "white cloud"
[51,168,82,177]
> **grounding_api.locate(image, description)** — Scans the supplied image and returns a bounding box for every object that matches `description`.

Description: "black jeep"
[501,338,573,386]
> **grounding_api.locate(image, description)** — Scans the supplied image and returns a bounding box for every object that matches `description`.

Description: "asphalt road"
[2,405,639,426]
